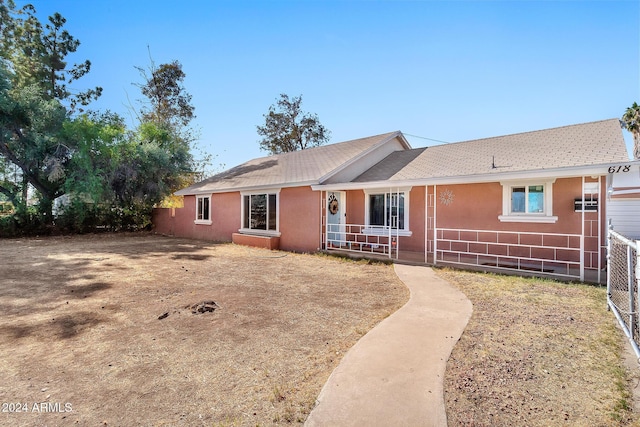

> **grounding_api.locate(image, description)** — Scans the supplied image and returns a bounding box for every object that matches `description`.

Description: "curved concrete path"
[305,265,473,427]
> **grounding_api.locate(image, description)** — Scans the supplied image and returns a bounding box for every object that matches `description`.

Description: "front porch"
[322,222,605,283]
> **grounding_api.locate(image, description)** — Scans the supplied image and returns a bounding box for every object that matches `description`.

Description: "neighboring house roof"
[175,131,407,195]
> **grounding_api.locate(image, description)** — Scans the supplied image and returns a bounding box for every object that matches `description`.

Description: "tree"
[621,102,640,160]
[2,1,102,112]
[134,57,200,200]
[0,1,101,223]
[135,59,194,130]
[0,60,68,221]
[57,58,199,231]
[257,94,330,155]
[0,2,205,233]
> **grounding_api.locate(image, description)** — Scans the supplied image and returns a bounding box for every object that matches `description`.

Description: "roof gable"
[352,148,428,182]
[175,131,407,195]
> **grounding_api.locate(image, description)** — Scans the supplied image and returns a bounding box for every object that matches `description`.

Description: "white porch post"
[598,175,603,284]
[424,185,428,264]
[434,184,438,266]
[324,191,328,250]
[580,176,585,282]
[320,191,325,250]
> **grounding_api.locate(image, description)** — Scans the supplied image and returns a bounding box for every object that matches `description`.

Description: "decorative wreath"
[328,193,339,215]
[439,188,454,206]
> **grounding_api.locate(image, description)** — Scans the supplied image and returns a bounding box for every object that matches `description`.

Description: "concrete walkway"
[305,265,473,427]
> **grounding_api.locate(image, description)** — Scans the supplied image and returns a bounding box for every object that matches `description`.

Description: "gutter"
[311,160,640,191]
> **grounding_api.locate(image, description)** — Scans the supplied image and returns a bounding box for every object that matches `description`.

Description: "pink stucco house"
[153,119,640,283]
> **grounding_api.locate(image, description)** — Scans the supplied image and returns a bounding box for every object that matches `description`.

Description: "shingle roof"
[177,119,629,195]
[387,119,629,182]
[175,131,402,194]
[352,148,428,182]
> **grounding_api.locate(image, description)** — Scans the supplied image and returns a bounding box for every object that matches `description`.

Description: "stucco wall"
[153,192,241,242]
[406,186,426,253]
[432,177,606,273]
[153,176,607,274]
[434,178,586,234]
[346,190,364,224]
[279,186,322,253]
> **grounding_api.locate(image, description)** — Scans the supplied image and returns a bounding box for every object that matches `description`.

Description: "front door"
[327,191,345,247]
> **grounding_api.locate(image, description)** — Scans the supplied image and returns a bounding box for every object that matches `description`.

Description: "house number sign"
[608,165,631,173]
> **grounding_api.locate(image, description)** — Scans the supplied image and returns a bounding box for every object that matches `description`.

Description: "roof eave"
[174,180,319,196]
[312,160,640,191]
[317,131,410,184]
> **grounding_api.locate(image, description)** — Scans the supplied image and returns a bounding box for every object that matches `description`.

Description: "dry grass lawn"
[0,234,408,426]
[438,268,640,427]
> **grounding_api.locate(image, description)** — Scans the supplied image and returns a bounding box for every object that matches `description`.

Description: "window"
[364,189,411,235]
[195,195,211,224]
[511,185,544,214]
[241,191,280,235]
[499,180,557,223]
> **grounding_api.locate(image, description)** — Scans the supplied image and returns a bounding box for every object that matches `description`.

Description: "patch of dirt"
[438,268,639,426]
[0,233,408,426]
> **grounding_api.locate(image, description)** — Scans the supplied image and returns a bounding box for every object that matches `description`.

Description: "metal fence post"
[630,244,635,341]
[636,239,640,342]
[607,220,612,310]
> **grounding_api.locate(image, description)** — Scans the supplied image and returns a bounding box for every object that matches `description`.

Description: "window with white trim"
[499,180,557,223]
[364,189,411,235]
[240,191,280,235]
[195,195,211,225]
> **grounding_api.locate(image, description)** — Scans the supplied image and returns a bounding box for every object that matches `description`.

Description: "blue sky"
[25,0,640,170]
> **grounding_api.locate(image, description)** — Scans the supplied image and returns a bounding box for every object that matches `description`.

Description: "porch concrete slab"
[304,265,473,427]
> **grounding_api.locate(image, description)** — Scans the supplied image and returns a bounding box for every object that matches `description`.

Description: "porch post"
[388,187,392,259]
[434,184,438,266]
[319,190,324,251]
[598,175,603,283]
[580,176,585,282]
[395,187,400,260]
[324,191,328,250]
[424,185,428,264]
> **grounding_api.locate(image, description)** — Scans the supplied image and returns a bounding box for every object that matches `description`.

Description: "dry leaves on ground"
[438,268,638,426]
[0,234,408,426]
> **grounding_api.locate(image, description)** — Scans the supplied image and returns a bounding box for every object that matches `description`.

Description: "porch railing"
[325,223,399,259]
[434,228,583,280]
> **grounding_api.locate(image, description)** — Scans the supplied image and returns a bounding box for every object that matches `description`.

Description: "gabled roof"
[175,131,406,195]
[352,148,427,182]
[179,119,630,195]
[390,119,628,182]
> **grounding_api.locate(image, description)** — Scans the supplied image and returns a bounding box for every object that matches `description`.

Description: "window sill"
[498,215,558,224]
[194,220,212,225]
[238,228,282,237]
[363,227,413,237]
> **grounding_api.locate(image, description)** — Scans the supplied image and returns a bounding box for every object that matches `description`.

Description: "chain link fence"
[607,227,640,360]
